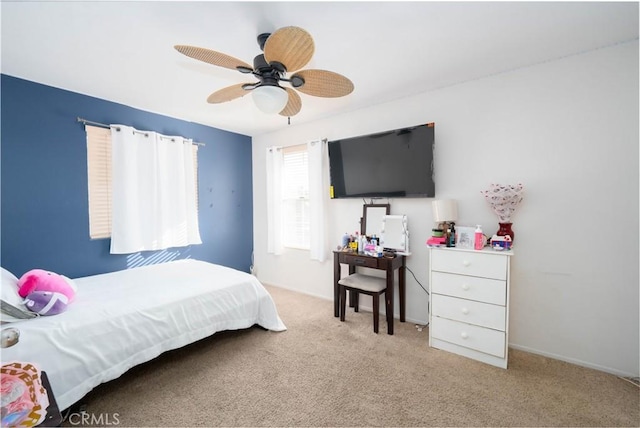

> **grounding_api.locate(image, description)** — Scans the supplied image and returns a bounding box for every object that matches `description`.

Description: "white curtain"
[308,140,328,262]
[266,146,283,255]
[110,125,202,254]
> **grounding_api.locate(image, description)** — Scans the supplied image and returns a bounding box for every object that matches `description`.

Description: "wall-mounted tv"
[328,123,435,198]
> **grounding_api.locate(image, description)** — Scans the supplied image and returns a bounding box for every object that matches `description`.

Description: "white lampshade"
[252,85,288,114]
[432,199,458,222]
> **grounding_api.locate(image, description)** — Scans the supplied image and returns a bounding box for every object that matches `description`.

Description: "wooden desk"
[333,251,406,334]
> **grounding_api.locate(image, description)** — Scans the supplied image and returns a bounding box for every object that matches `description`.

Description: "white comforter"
[1,259,286,410]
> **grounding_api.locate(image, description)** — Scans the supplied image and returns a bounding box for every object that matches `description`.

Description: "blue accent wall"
[1,74,253,278]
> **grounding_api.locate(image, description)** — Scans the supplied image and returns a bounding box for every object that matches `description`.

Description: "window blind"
[86,125,112,239]
[282,145,310,249]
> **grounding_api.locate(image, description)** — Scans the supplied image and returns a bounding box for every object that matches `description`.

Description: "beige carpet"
[64,284,639,427]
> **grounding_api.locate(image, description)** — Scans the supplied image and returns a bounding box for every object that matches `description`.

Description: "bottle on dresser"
[474,225,484,250]
[448,222,456,247]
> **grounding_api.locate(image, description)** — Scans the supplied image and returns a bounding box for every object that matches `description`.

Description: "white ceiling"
[2,1,638,137]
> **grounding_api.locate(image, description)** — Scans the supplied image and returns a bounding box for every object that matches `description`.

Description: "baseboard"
[261,283,428,326]
[260,282,333,302]
[353,303,428,326]
[509,343,639,378]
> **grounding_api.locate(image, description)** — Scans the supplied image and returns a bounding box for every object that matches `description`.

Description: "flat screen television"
[328,123,435,198]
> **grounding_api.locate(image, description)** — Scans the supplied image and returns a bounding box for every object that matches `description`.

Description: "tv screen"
[328,123,435,198]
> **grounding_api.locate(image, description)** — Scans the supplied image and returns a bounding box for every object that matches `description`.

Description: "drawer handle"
[462,260,470,267]
[461,307,469,315]
[461,283,470,291]
[461,332,469,339]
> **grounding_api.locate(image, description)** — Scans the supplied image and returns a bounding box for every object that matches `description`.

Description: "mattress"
[1,259,286,410]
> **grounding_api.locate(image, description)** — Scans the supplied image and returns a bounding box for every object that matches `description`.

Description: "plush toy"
[17,269,77,316]
[24,291,70,316]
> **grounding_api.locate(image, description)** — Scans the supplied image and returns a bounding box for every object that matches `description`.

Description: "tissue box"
[490,235,512,249]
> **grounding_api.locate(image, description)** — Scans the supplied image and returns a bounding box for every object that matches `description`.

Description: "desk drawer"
[342,254,379,268]
[432,294,506,331]
[431,249,507,280]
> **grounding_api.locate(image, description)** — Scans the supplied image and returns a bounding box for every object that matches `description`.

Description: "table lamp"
[432,199,458,232]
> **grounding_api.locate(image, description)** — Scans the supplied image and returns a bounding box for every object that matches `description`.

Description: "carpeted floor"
[63,284,639,427]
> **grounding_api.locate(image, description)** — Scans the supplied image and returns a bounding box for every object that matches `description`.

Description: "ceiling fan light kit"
[175,26,354,117]
[252,85,289,114]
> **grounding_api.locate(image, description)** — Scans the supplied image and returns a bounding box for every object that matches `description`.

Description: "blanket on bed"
[0,259,286,410]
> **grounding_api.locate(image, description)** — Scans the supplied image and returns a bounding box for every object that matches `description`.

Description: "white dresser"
[428,247,513,368]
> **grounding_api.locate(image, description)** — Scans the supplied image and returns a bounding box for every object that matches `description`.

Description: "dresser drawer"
[431,249,507,280]
[431,317,506,358]
[431,271,506,305]
[431,294,506,331]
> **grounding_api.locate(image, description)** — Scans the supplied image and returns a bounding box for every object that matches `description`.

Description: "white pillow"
[2,267,22,306]
[1,267,36,322]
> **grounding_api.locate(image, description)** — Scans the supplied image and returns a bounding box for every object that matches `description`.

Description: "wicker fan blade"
[279,88,302,117]
[263,26,315,72]
[207,84,250,104]
[292,69,354,98]
[175,45,252,71]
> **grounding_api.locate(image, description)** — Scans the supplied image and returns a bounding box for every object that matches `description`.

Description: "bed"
[0,259,286,410]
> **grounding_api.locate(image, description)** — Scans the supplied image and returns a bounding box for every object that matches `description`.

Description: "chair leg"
[372,294,379,334]
[353,290,359,312]
[339,285,347,322]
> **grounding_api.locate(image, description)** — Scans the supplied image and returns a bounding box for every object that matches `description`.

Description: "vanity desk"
[333,251,406,335]
[428,246,513,368]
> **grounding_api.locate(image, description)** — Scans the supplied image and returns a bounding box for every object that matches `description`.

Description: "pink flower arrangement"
[481,183,524,223]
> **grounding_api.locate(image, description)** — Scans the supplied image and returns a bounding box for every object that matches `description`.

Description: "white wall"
[252,41,639,377]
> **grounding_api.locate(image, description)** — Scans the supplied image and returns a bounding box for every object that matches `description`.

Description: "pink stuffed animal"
[17,270,77,316]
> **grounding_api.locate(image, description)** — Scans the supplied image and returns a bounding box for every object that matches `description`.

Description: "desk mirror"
[361,204,390,237]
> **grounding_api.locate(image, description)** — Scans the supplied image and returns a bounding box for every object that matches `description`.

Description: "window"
[85,125,199,240]
[281,144,310,249]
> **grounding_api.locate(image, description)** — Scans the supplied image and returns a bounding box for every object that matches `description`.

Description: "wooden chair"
[338,273,388,333]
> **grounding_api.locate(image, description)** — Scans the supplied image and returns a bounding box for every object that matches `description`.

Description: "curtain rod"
[76,117,205,146]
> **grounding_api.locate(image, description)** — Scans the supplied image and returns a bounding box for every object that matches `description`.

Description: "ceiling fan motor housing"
[253,54,288,90]
[253,54,285,74]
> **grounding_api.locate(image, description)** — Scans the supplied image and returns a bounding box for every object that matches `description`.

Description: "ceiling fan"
[175,26,354,117]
